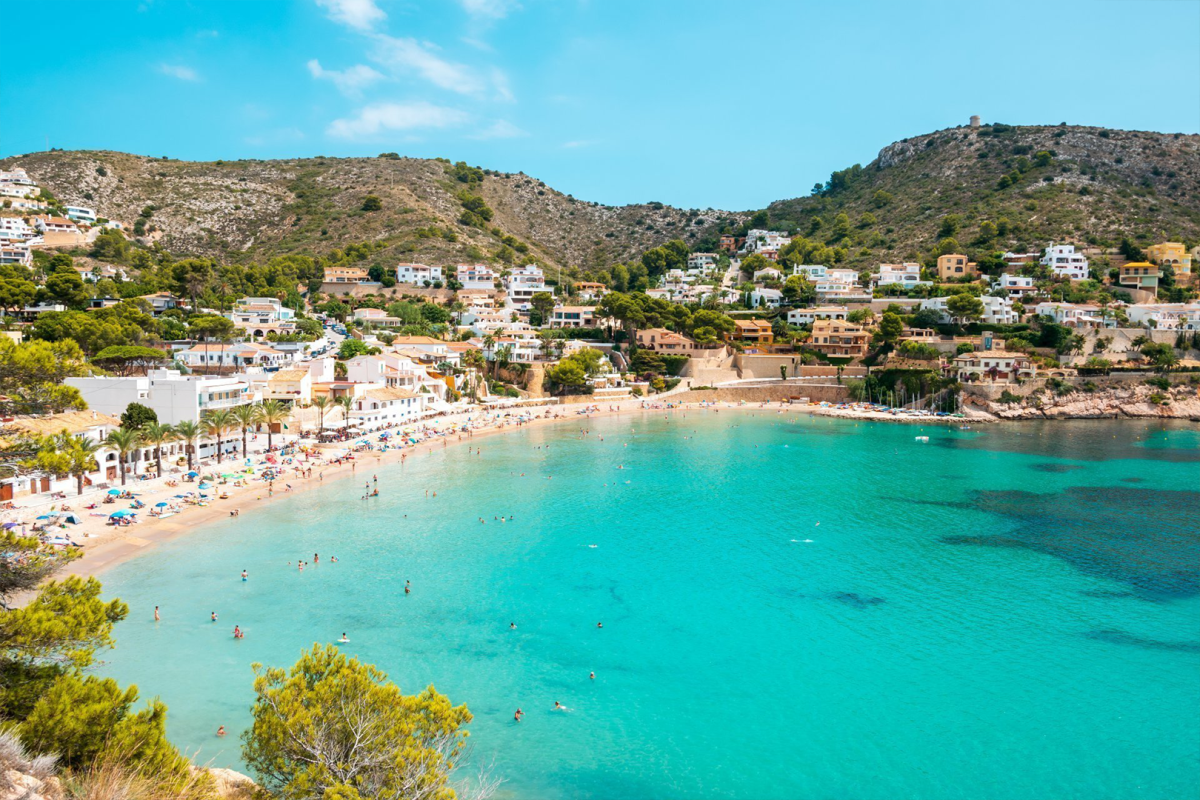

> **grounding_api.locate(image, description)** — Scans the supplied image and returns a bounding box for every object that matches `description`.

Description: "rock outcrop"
[982,383,1200,420]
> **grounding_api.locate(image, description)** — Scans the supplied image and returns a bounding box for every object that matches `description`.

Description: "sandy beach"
[10,395,987,584]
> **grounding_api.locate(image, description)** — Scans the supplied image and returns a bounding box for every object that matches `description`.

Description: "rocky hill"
[5,122,1199,275]
[765,123,1200,268]
[0,150,740,272]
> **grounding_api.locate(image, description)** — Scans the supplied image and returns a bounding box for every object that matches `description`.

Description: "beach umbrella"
[109,510,128,518]
[107,489,121,495]
[185,471,199,478]
[155,502,168,508]
[1,522,17,529]
[35,514,55,520]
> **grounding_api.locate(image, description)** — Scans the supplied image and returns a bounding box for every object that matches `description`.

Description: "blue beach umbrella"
[1,522,17,529]
[107,489,121,495]
[35,515,55,520]
[109,510,129,518]
[186,471,199,477]
[155,502,168,508]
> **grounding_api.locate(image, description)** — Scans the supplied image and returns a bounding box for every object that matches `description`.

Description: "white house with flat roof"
[920,295,1018,325]
[505,265,547,311]
[396,263,443,285]
[1041,244,1089,281]
[787,306,849,326]
[873,263,929,289]
[457,264,497,290]
[65,370,260,424]
[65,206,97,225]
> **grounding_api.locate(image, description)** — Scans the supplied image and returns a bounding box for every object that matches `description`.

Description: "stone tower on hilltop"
[969,115,981,128]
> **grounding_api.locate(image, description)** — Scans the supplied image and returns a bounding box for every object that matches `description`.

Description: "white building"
[919,295,1018,326]
[0,244,32,267]
[742,229,791,255]
[175,342,292,370]
[457,264,498,291]
[230,297,295,325]
[1041,244,1089,281]
[347,388,430,431]
[65,206,97,225]
[815,268,871,303]
[505,265,547,312]
[65,370,260,425]
[688,252,718,271]
[749,288,783,309]
[0,217,36,242]
[752,267,784,282]
[1124,302,1200,331]
[873,263,929,289]
[1032,302,1116,329]
[33,216,78,234]
[787,306,849,326]
[994,273,1036,297]
[549,305,599,328]
[396,263,444,285]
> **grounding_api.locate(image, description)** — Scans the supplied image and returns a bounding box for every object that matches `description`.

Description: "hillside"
[0,150,741,273]
[4,123,1199,277]
[765,123,1200,268]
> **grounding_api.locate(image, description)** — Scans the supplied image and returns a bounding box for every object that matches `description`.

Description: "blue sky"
[2,0,1198,210]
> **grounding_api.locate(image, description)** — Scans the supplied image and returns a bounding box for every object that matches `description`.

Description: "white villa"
[396,263,444,285]
[787,306,849,326]
[65,370,260,425]
[1041,244,1089,281]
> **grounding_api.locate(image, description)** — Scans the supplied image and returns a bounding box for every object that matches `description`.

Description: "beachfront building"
[787,306,849,326]
[65,370,260,425]
[1145,242,1193,283]
[457,264,498,291]
[324,266,371,284]
[1118,262,1162,293]
[937,254,979,281]
[809,319,870,358]
[396,263,443,285]
[175,342,292,371]
[263,368,313,405]
[0,411,122,499]
[953,350,1035,383]
[346,388,430,431]
[873,263,929,289]
[919,295,1018,325]
[1041,244,1089,280]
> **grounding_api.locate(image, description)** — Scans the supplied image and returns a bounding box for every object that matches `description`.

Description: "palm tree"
[335,395,354,431]
[203,409,234,465]
[59,433,100,496]
[258,399,290,451]
[173,420,202,472]
[312,396,329,434]
[140,422,176,479]
[104,428,141,487]
[232,403,263,459]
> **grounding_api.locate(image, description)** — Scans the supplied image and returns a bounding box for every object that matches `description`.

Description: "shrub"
[361,195,382,212]
[997,390,1022,404]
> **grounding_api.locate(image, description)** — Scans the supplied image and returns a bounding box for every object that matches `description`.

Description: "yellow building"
[810,319,870,358]
[1118,262,1162,292]
[1145,242,1193,282]
[936,253,978,281]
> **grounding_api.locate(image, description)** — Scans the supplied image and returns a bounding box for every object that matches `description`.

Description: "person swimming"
[514,708,524,722]
[216,726,226,737]
[404,581,411,595]
[597,622,603,628]
[233,625,243,639]
[241,569,248,581]
[338,633,349,643]
[589,671,595,680]
[510,622,517,629]
[553,701,571,712]
[211,611,218,622]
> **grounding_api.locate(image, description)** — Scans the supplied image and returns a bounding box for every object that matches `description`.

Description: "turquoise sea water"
[96,412,1200,800]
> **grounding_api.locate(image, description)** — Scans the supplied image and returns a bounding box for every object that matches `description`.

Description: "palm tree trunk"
[267,428,274,451]
[156,447,163,478]
[77,472,84,496]
[120,456,127,486]
[215,437,223,464]
[242,428,248,458]
[186,444,194,471]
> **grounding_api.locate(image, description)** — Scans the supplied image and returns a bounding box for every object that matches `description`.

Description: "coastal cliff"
[975,382,1200,420]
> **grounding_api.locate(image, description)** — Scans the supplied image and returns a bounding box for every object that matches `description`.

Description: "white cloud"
[307,59,384,97]
[370,34,483,94]
[491,67,514,102]
[460,0,519,19]
[316,0,385,31]
[327,102,469,139]
[562,139,599,149]
[469,120,527,140]
[158,63,199,81]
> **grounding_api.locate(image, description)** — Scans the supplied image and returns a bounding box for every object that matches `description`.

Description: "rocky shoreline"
[972,383,1200,421]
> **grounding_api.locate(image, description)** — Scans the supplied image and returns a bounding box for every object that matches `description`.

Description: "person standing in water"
[211,611,218,622]
[154,606,160,621]
[241,569,248,581]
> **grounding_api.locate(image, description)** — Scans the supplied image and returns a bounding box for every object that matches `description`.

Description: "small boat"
[915,436,929,442]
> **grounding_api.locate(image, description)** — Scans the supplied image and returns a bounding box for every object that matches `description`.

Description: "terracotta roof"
[390,336,445,345]
[269,369,309,381]
[4,410,122,436]
[364,387,419,402]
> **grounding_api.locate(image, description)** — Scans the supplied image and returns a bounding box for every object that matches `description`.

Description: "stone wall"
[681,384,850,404]
[734,354,868,380]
